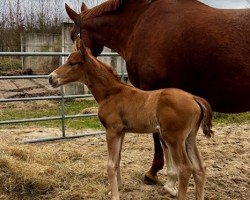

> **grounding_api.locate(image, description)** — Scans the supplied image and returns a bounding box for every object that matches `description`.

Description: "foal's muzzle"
[48,74,59,88]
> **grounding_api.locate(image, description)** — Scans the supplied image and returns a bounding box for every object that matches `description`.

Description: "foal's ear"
[65,3,78,23]
[74,38,82,51]
[75,38,90,58]
[81,2,88,12]
[80,43,91,58]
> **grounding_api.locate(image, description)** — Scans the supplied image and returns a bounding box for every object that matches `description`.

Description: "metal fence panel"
[0,51,125,143]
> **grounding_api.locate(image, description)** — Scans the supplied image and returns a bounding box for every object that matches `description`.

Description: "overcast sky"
[74,0,250,9]
[62,0,250,14]
[0,0,249,17]
[199,0,249,9]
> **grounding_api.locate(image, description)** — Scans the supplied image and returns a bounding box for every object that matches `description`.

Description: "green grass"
[0,57,22,71]
[0,99,103,130]
[0,99,249,131]
[213,112,250,125]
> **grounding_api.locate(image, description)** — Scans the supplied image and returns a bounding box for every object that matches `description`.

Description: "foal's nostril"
[48,75,54,85]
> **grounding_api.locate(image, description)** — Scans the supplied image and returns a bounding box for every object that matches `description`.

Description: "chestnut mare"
[49,38,213,200]
[65,0,250,187]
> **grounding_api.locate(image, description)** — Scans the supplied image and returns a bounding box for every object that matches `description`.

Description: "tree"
[0,0,67,51]
[247,0,250,7]
[85,0,106,8]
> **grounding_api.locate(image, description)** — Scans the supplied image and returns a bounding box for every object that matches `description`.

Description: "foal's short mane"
[95,59,120,81]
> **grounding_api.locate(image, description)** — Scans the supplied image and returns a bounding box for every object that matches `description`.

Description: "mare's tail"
[193,96,214,138]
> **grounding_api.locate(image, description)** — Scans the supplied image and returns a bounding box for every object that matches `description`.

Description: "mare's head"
[49,38,91,88]
[65,3,104,57]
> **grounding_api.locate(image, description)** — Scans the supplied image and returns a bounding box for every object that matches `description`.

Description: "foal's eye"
[69,62,75,66]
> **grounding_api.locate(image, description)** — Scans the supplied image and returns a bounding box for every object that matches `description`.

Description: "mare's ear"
[65,3,78,23]
[81,2,88,12]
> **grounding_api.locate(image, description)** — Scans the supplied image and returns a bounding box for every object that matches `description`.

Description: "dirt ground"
[0,123,249,200]
[0,79,59,99]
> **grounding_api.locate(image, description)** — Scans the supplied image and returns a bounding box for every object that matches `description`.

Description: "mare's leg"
[161,132,193,200]
[139,84,164,185]
[106,129,124,200]
[186,129,206,200]
[144,132,164,184]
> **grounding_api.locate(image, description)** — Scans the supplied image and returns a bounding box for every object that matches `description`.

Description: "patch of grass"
[0,99,249,131]
[0,99,103,130]
[213,112,250,125]
[0,58,22,71]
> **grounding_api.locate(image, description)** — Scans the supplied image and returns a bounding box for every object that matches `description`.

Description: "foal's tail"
[194,96,214,138]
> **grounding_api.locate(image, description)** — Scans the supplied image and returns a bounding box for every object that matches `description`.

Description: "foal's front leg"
[106,128,124,200]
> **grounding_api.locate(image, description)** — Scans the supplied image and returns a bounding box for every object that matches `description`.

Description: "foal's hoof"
[143,174,162,185]
[163,184,177,197]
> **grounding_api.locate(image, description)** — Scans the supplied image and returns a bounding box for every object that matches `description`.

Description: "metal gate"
[0,52,127,143]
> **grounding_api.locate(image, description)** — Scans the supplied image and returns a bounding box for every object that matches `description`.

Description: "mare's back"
[127,0,250,89]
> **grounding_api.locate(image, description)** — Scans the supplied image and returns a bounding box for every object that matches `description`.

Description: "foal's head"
[49,39,91,88]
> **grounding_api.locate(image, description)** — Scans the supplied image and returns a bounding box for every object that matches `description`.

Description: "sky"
[199,0,250,9]
[0,0,249,18]
[64,0,250,11]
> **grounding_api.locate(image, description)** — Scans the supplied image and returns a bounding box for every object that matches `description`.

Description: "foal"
[49,39,213,200]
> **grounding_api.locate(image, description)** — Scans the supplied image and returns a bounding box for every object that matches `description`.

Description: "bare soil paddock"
[0,124,249,200]
[0,78,59,99]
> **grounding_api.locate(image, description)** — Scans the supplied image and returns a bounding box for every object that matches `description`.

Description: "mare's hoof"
[143,174,162,185]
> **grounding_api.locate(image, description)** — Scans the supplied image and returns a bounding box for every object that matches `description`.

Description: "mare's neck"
[82,57,123,103]
[84,2,146,59]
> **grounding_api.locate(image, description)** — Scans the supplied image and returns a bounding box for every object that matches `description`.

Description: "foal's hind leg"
[186,130,206,200]
[161,141,178,196]
[161,132,193,200]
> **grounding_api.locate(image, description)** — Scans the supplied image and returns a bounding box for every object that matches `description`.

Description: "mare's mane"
[81,0,154,19]
[81,0,123,19]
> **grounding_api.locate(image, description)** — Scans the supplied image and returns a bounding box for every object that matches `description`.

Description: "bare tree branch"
[246,0,250,7]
